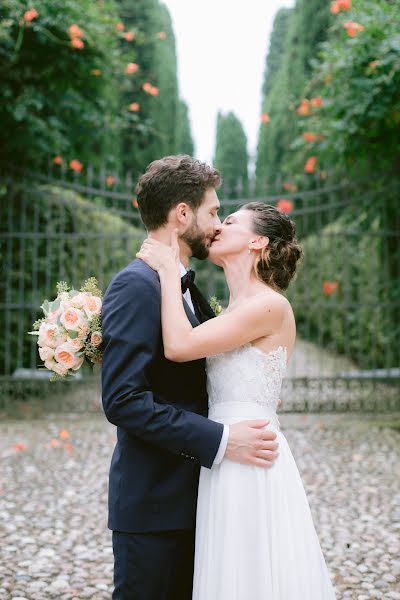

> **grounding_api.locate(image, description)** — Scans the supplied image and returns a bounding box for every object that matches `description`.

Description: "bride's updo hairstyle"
[241,202,303,291]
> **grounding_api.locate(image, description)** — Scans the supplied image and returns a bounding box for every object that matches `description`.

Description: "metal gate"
[1,167,399,412]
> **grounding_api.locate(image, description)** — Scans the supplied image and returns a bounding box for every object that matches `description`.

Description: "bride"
[137,201,336,599]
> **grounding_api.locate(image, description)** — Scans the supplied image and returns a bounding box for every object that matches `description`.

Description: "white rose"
[44,358,57,371]
[71,355,84,371]
[47,307,62,323]
[70,337,84,351]
[52,362,69,376]
[38,322,63,349]
[39,346,55,361]
[69,293,87,309]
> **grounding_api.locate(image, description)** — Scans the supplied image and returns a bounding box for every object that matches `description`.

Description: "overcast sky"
[162,0,294,170]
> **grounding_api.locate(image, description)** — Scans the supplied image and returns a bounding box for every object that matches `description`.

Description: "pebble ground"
[0,413,399,600]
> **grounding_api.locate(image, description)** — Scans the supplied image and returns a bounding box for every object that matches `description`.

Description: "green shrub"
[288,192,400,369]
[0,0,129,169]
[0,183,144,375]
[299,0,400,179]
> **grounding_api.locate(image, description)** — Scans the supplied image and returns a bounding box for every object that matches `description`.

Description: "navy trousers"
[112,530,195,600]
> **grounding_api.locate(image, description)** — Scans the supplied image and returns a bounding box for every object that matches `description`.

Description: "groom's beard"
[181,220,210,261]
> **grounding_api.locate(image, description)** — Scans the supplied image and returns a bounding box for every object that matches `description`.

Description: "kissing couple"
[101,155,336,599]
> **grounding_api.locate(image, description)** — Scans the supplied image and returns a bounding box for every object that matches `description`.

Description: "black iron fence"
[0,165,399,413]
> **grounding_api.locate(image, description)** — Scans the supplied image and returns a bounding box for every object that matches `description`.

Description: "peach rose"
[38,322,63,349]
[60,307,86,331]
[83,295,102,318]
[55,342,81,370]
[39,346,55,361]
[90,331,102,346]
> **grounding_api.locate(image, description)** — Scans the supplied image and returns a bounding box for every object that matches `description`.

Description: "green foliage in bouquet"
[209,296,223,316]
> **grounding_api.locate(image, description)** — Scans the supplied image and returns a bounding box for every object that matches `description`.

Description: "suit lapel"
[182,296,201,328]
[189,284,216,322]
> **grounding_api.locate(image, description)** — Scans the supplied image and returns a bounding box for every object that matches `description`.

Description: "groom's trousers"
[112,529,195,600]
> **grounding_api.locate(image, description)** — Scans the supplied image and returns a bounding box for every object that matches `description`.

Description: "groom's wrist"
[213,425,229,465]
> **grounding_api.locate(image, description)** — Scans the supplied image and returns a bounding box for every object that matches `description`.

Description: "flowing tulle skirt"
[192,407,336,600]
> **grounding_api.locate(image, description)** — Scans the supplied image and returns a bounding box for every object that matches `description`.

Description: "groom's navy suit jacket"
[101,259,224,533]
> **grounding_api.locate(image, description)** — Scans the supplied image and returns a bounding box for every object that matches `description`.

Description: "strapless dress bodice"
[206,344,287,431]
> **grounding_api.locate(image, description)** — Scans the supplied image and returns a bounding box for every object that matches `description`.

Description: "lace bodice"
[206,345,287,429]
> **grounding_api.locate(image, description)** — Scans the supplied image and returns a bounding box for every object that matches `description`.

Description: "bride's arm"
[137,235,286,362]
[161,272,284,362]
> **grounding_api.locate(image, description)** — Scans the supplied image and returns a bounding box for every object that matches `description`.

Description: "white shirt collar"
[179,262,188,277]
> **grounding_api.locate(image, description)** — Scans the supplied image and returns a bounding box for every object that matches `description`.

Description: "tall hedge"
[255,0,331,193]
[0,0,194,177]
[294,0,400,180]
[214,111,249,198]
[256,0,400,189]
[117,0,193,175]
[0,0,127,170]
[288,186,400,369]
[176,100,195,157]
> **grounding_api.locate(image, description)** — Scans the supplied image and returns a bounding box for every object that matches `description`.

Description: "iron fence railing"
[1,166,399,412]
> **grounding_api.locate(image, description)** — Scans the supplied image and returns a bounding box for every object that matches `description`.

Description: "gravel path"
[0,413,399,600]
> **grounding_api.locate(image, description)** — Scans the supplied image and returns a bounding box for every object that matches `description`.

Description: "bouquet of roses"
[29,277,103,380]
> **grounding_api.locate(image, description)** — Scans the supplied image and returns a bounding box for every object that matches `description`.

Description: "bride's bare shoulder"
[250,289,290,313]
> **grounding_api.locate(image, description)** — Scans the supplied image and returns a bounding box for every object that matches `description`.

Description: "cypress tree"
[255,0,331,193]
[176,100,195,156]
[117,0,183,175]
[214,112,249,199]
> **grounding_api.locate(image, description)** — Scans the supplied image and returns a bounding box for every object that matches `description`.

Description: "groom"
[101,155,279,600]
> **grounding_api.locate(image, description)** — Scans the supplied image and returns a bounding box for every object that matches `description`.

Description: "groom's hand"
[225,420,278,468]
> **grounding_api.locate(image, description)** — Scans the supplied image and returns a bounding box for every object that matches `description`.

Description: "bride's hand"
[136,228,180,273]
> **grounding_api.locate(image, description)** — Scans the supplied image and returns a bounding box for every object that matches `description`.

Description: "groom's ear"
[174,202,191,226]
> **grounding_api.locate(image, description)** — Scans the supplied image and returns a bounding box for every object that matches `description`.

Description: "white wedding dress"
[192,344,336,600]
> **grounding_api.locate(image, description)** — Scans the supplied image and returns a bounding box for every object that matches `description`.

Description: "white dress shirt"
[179,263,229,465]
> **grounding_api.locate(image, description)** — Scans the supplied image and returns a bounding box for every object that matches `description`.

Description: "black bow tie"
[181,269,196,293]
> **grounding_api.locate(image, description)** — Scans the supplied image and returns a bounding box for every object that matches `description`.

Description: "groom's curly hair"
[136,155,221,230]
